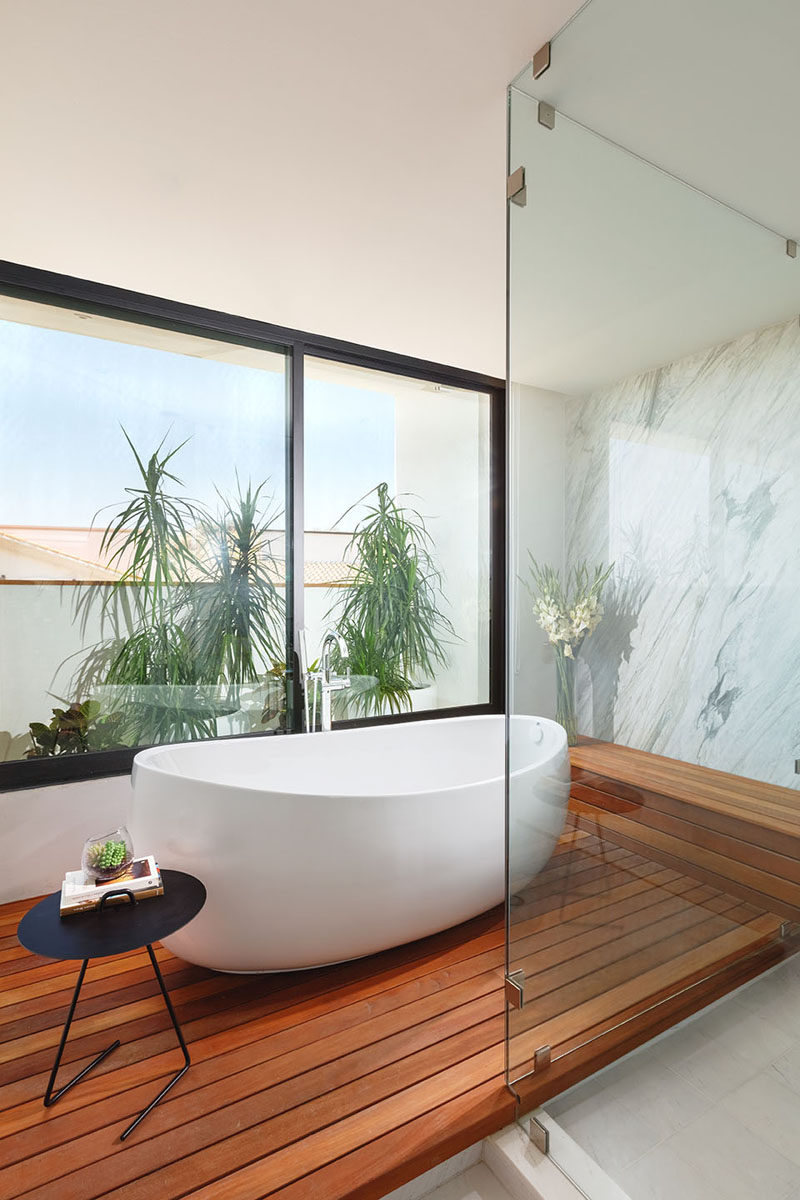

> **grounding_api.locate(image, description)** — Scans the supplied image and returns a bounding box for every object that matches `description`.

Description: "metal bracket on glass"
[533,1044,552,1072]
[787,239,797,258]
[505,968,526,1009]
[529,1116,550,1154]
[532,41,551,79]
[538,101,556,131]
[507,167,527,208]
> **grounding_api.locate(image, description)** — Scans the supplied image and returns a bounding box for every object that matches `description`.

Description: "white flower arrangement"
[528,559,611,656]
[527,557,613,743]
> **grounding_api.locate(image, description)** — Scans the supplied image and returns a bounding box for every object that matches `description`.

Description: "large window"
[0,264,504,787]
[303,357,492,716]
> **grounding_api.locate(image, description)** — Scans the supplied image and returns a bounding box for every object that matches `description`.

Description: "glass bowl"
[81,826,134,882]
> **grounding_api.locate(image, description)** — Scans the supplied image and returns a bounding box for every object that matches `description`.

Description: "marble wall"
[567,317,800,789]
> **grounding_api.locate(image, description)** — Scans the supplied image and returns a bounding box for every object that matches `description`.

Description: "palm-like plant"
[100,430,202,625]
[84,432,210,742]
[333,624,412,716]
[70,434,199,688]
[68,433,286,745]
[329,482,453,713]
[187,479,285,685]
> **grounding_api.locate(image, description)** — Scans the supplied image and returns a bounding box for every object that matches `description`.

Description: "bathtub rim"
[131,713,567,801]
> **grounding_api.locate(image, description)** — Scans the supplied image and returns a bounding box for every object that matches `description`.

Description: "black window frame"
[0,260,506,791]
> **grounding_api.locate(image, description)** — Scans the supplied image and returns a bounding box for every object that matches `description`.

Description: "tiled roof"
[0,527,356,587]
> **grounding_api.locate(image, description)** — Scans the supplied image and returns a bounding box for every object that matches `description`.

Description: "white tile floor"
[543,953,800,1200]
[391,1164,516,1200]
[382,1144,485,1200]
[382,1125,587,1200]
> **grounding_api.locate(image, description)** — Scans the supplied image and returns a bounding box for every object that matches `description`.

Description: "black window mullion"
[0,261,506,790]
[285,344,305,732]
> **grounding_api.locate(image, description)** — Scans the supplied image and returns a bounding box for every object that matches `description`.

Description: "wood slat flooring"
[571,740,800,920]
[571,741,800,835]
[0,827,787,1200]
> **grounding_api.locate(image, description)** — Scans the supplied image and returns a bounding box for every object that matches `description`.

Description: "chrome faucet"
[300,628,350,732]
[320,629,348,683]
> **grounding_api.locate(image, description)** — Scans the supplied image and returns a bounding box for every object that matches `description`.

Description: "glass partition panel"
[510,0,800,252]
[0,295,290,768]
[506,82,800,1099]
[302,355,492,721]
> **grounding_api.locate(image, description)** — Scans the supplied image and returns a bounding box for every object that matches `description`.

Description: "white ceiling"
[0,0,580,380]
[3,1,799,389]
[510,0,800,393]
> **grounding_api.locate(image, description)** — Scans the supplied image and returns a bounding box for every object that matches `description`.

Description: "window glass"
[303,356,492,720]
[0,296,289,765]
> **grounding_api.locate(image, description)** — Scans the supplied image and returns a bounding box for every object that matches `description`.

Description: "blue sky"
[0,319,395,531]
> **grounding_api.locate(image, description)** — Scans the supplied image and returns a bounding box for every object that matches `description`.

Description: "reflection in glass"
[505,78,800,1100]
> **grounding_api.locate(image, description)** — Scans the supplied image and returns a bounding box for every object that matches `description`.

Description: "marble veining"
[567,317,800,788]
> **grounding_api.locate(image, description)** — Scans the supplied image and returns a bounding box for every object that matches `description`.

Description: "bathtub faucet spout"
[312,629,350,732]
[320,629,348,684]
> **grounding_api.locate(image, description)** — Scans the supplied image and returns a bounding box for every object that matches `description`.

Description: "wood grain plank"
[571,743,800,832]
[265,1079,513,1200]
[102,1045,506,1200]
[509,914,780,1073]
[510,898,755,1043]
[0,998,504,1198]
[572,768,799,859]
[0,920,507,1131]
[570,796,800,909]
[19,1031,504,1200]
[512,933,790,1117]
[571,799,800,922]
[572,779,800,879]
[0,906,503,1094]
[0,757,792,1200]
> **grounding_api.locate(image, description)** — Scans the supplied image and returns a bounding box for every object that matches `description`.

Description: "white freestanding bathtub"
[129,714,569,972]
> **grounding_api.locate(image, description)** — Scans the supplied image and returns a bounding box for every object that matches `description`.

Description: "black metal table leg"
[119,943,191,1141]
[44,958,120,1107]
[19,871,205,1143]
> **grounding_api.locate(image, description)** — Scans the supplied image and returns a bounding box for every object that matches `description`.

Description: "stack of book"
[60,855,164,917]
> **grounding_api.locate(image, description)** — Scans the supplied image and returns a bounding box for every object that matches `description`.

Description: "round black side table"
[17,868,206,1141]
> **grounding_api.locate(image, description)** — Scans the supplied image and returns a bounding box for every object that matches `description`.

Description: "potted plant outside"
[67,433,286,746]
[329,482,454,716]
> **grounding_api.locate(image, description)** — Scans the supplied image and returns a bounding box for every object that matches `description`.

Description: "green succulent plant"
[87,839,128,870]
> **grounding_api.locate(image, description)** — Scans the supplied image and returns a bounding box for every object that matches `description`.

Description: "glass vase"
[555,648,578,746]
[81,825,134,882]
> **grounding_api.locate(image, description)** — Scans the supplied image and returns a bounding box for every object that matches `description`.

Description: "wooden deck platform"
[571,740,800,920]
[0,826,789,1199]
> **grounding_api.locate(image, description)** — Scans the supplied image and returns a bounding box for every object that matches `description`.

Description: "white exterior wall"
[0,585,104,748]
[394,387,490,708]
